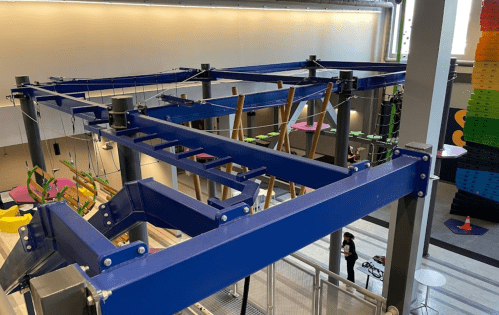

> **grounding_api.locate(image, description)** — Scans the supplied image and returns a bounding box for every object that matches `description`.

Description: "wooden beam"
[264,87,295,209]
[72,176,97,195]
[277,81,296,199]
[299,82,334,195]
[222,94,246,200]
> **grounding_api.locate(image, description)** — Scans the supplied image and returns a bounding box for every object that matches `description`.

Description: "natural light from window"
[392,0,473,56]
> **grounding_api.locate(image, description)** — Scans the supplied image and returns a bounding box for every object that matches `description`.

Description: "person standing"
[342,232,358,288]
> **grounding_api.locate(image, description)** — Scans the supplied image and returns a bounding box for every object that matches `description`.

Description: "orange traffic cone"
[459,216,472,231]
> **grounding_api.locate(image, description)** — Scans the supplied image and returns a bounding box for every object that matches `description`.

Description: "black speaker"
[53,142,61,156]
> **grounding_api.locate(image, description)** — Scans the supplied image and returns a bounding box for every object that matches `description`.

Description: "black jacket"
[342,239,358,260]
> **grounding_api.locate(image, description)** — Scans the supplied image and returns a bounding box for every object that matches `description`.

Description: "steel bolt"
[423,156,429,162]
[107,221,112,226]
[394,150,400,155]
[100,205,106,210]
[354,167,358,172]
[127,121,131,125]
[221,215,228,222]
[80,266,90,272]
[87,296,95,306]
[21,227,26,232]
[23,236,28,241]
[420,174,426,179]
[418,191,424,197]
[365,163,371,168]
[243,207,250,214]
[26,245,32,250]
[100,290,112,301]
[103,258,112,267]
[104,213,109,217]
[137,246,146,255]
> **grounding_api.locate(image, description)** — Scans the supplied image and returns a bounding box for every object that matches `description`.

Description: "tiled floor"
[369,181,499,263]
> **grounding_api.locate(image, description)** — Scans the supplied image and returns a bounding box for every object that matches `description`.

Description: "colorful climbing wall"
[453,0,499,222]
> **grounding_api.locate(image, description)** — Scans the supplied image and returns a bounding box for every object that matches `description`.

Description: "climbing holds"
[267,132,280,137]
[256,135,268,140]
[244,138,256,143]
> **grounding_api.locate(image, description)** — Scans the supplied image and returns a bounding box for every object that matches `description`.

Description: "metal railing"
[224,253,399,315]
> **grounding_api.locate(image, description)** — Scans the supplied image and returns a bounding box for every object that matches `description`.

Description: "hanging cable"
[240,276,251,315]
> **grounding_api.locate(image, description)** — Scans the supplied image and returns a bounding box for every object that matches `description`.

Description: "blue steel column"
[305,55,317,157]
[423,58,457,257]
[328,70,353,285]
[15,76,46,184]
[202,63,217,199]
[112,96,148,247]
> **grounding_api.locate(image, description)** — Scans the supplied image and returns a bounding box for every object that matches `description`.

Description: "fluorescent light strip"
[2,0,380,13]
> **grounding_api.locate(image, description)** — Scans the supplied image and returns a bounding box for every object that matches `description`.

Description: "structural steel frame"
[1,59,419,315]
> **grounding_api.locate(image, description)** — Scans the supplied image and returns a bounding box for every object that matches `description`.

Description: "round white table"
[412,269,446,314]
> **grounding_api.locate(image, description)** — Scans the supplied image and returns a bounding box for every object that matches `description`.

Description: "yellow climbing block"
[0,205,19,218]
[0,214,32,233]
[79,187,93,198]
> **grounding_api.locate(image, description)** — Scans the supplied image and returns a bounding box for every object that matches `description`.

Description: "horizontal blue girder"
[89,153,426,315]
[220,61,307,73]
[20,70,201,94]
[356,71,406,91]
[315,61,406,72]
[151,84,331,123]
[210,70,335,85]
[126,113,350,188]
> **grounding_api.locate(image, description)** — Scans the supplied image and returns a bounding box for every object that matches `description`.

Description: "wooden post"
[222,95,246,200]
[299,83,334,195]
[181,94,203,202]
[277,81,296,199]
[264,87,296,209]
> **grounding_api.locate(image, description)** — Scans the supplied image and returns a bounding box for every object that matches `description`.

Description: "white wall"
[0,1,382,147]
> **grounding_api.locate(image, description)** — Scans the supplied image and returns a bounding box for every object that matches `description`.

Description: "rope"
[203,95,358,132]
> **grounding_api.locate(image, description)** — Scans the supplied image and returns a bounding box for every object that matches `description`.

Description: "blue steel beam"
[16,70,201,94]
[356,71,406,91]
[87,152,429,315]
[220,61,307,73]
[306,61,407,72]
[209,70,334,85]
[151,84,331,123]
[123,113,350,188]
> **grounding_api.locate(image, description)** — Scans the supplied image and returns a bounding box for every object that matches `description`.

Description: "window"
[391,0,474,58]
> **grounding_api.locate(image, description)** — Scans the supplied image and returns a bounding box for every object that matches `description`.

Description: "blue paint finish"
[210,70,335,85]
[124,113,350,188]
[90,155,424,315]
[221,61,307,73]
[356,71,406,91]
[311,61,406,72]
[392,149,431,197]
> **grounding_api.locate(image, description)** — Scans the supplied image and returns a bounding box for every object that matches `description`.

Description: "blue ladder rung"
[203,156,232,170]
[176,148,204,160]
[88,119,109,126]
[115,127,141,136]
[133,133,160,143]
[153,140,179,151]
[236,166,267,182]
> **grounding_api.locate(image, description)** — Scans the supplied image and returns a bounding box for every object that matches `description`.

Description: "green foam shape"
[330,128,337,133]
[267,132,279,137]
[350,131,365,136]
[256,135,268,140]
[244,138,256,143]
[367,135,382,140]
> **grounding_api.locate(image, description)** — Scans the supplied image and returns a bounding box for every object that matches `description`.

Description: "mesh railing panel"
[237,268,268,312]
[319,280,376,315]
[274,259,315,315]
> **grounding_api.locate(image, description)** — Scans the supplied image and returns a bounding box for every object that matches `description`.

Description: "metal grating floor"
[182,288,266,315]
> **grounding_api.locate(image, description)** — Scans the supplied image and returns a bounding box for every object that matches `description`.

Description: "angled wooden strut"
[264,87,296,210]
[299,82,334,195]
[222,94,246,201]
[277,81,296,199]
[231,87,248,173]
[181,94,203,202]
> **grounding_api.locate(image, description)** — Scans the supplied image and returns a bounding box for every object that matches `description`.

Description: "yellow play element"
[79,187,93,198]
[0,205,19,218]
[0,213,32,233]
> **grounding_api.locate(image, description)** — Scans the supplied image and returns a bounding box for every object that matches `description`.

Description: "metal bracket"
[215,202,251,225]
[392,148,431,198]
[18,224,38,252]
[347,160,371,176]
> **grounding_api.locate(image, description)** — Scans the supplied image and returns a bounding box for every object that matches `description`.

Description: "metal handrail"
[290,253,387,305]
